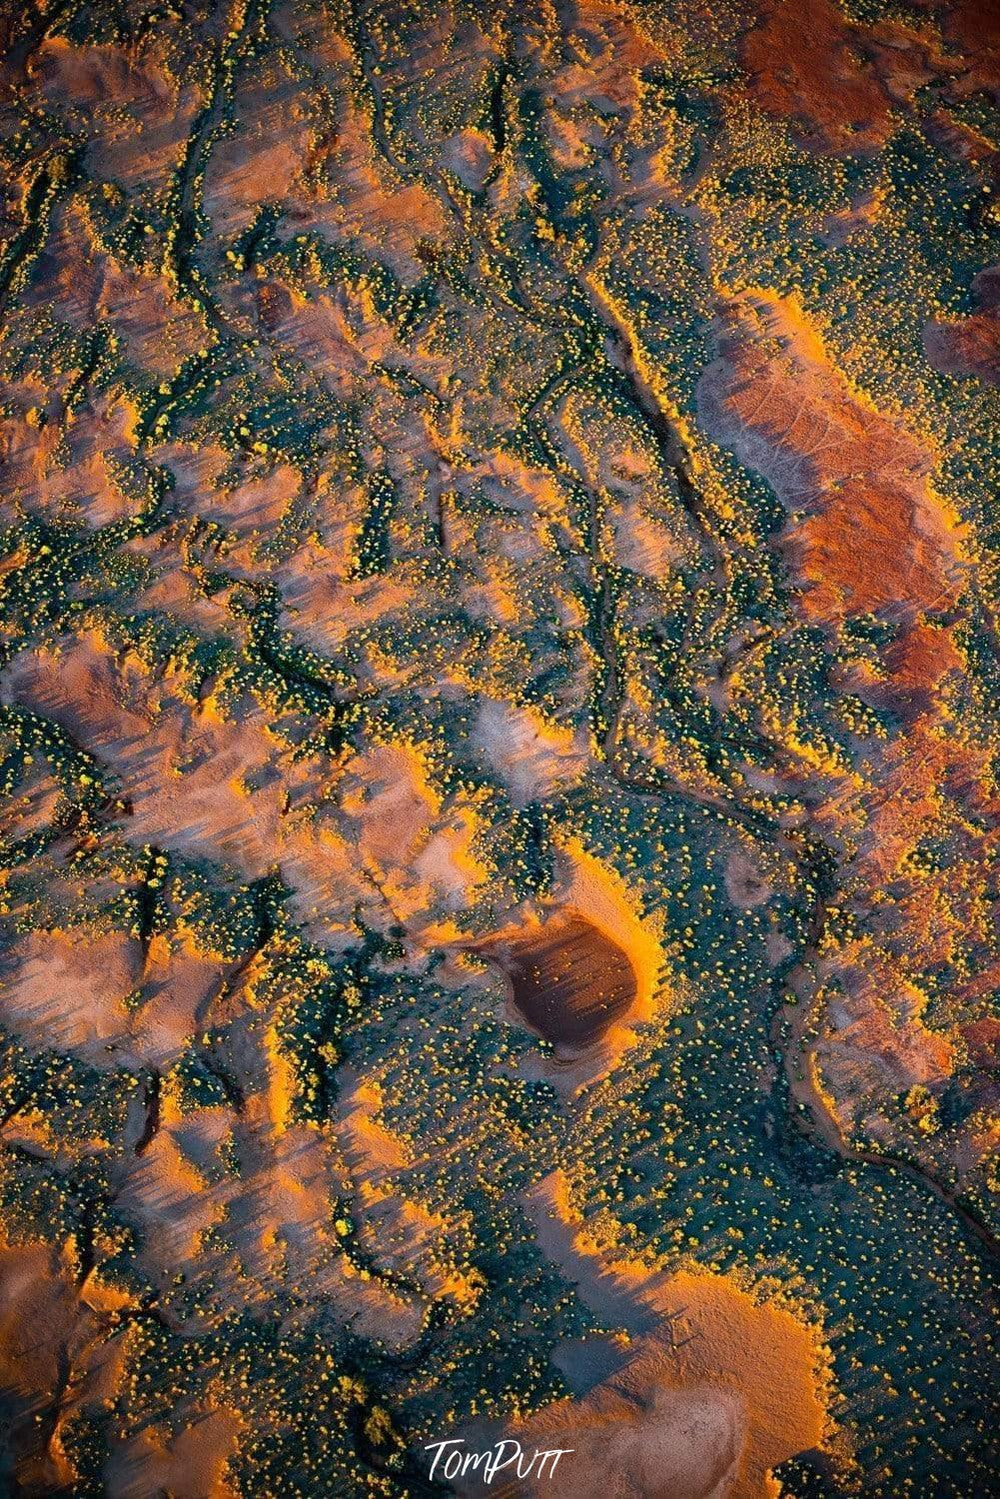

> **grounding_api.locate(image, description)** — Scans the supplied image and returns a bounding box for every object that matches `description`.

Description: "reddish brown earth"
[487,914,639,1049]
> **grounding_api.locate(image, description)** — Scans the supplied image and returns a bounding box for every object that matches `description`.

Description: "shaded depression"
[490,915,638,1049]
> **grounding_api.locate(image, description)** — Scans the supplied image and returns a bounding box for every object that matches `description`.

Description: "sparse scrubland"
[0,0,997,1494]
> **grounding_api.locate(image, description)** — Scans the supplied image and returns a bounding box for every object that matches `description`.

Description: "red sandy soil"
[700,287,998,1173]
[701,289,965,629]
[925,265,1000,386]
[485,1171,834,1499]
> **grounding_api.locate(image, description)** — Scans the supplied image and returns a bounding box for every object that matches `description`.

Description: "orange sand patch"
[0,630,384,948]
[337,1068,410,1178]
[814,969,955,1128]
[118,1050,419,1336]
[0,761,61,841]
[0,381,143,529]
[0,929,139,1066]
[607,498,685,579]
[849,726,986,885]
[442,128,494,192]
[34,38,201,187]
[706,284,989,1170]
[477,449,571,521]
[0,633,337,878]
[128,929,220,1073]
[483,1380,743,1499]
[276,557,419,655]
[882,620,965,715]
[549,0,667,119]
[33,204,207,380]
[221,26,451,282]
[544,109,598,172]
[340,741,487,924]
[789,473,950,623]
[210,463,303,546]
[248,283,377,394]
[797,707,989,1151]
[521,1172,832,1498]
[202,69,314,239]
[702,290,966,628]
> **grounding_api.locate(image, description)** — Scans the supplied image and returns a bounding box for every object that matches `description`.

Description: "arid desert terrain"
[0,0,998,1494]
